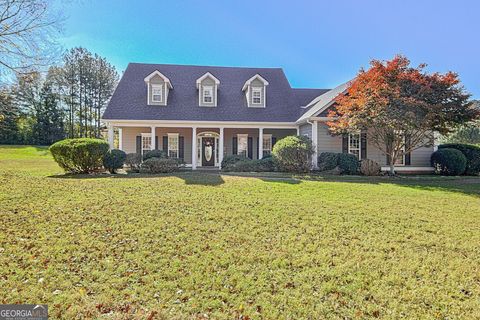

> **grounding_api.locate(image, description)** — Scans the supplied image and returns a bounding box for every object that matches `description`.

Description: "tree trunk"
[389,164,395,176]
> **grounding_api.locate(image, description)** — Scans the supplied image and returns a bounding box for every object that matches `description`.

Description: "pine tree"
[32,81,65,145]
[0,88,21,144]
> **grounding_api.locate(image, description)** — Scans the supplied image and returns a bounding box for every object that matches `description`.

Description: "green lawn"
[0,145,479,319]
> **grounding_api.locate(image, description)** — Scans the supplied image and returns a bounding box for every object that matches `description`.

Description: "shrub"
[143,149,168,161]
[102,149,126,174]
[125,153,142,172]
[272,135,314,173]
[140,158,180,174]
[360,159,381,176]
[221,155,249,170]
[338,153,359,175]
[49,138,109,173]
[431,148,467,176]
[318,152,340,171]
[438,144,480,175]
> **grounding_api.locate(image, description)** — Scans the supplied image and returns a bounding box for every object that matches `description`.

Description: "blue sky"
[59,0,479,98]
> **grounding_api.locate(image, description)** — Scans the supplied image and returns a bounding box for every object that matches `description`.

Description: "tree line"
[0,47,118,145]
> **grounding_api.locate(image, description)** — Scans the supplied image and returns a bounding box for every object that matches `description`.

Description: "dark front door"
[202,137,215,166]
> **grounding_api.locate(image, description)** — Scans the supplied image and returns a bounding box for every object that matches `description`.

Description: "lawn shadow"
[48,170,226,186]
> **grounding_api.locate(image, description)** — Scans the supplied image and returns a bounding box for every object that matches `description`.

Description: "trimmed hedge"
[360,159,381,176]
[221,155,249,170]
[143,149,168,161]
[125,153,142,172]
[438,144,480,175]
[221,155,276,172]
[103,149,126,174]
[272,135,314,173]
[140,158,180,173]
[431,148,467,176]
[49,138,109,173]
[338,153,360,175]
[318,152,340,171]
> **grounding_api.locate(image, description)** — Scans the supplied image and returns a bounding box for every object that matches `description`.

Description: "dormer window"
[252,88,262,105]
[242,74,269,108]
[196,72,220,107]
[152,84,163,103]
[144,70,173,106]
[203,86,213,103]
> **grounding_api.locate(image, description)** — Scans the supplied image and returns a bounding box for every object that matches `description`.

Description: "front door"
[202,137,215,166]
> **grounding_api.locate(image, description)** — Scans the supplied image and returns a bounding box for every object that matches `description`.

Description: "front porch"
[106,121,297,169]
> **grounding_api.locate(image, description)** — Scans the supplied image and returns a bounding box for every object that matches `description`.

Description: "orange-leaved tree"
[328,55,478,175]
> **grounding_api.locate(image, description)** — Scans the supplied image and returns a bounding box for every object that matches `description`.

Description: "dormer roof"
[196,72,220,89]
[242,74,269,91]
[144,70,173,89]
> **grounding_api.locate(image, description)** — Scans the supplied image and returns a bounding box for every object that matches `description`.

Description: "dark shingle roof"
[103,63,330,122]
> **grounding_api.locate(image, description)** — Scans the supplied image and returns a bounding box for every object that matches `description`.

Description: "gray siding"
[299,123,312,139]
[317,123,342,153]
[314,123,434,166]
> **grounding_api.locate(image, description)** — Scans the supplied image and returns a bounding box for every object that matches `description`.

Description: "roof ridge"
[128,62,284,71]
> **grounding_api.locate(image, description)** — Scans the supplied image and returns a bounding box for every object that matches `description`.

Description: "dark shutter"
[248,137,253,159]
[386,143,391,165]
[361,132,367,160]
[179,136,184,160]
[232,137,237,155]
[257,137,259,159]
[405,135,411,165]
[272,137,277,147]
[136,136,141,154]
[163,136,168,152]
[155,136,158,150]
[342,134,348,153]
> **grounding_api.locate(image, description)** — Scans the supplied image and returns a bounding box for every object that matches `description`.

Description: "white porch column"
[192,127,197,170]
[296,127,300,135]
[258,127,264,159]
[219,127,224,166]
[311,121,318,169]
[150,126,156,150]
[118,128,123,151]
[107,124,114,150]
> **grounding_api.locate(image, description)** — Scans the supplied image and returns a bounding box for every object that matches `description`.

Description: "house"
[102,63,435,172]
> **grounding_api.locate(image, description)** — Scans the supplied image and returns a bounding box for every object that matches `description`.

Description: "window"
[203,86,213,103]
[262,134,272,157]
[237,134,248,157]
[252,88,262,105]
[348,133,361,159]
[151,84,163,102]
[168,133,179,158]
[141,133,151,155]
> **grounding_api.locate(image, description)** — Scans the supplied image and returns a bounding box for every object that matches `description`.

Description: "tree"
[0,87,21,143]
[328,55,479,175]
[58,48,118,138]
[0,0,61,78]
[32,79,64,145]
[442,101,480,144]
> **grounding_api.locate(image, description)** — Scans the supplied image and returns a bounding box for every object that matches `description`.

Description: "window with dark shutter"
[136,136,141,154]
[247,137,253,159]
[163,136,168,152]
[179,136,185,160]
[361,132,367,160]
[232,137,237,155]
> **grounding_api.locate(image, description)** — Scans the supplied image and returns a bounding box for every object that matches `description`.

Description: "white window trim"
[262,134,272,156]
[202,85,214,104]
[251,87,263,106]
[141,133,152,155]
[237,134,248,157]
[151,84,163,103]
[348,132,361,160]
[168,133,179,158]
